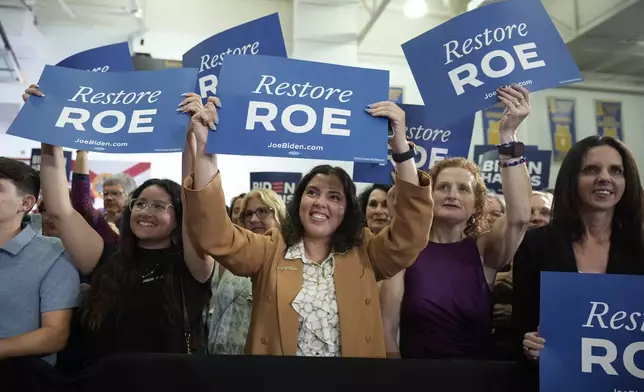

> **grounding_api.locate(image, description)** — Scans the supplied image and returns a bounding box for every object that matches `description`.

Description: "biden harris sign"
[7,65,198,153]
[473,144,551,192]
[402,0,582,126]
[209,54,390,163]
[540,272,644,392]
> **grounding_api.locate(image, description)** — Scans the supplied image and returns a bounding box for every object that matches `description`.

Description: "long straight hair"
[83,179,184,330]
[550,136,643,254]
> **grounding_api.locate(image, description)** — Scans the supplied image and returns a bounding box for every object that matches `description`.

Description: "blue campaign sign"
[474,144,551,192]
[540,272,644,391]
[30,148,73,181]
[353,104,474,184]
[183,13,287,99]
[210,54,390,163]
[402,0,582,127]
[250,172,302,204]
[7,65,198,153]
[56,42,134,72]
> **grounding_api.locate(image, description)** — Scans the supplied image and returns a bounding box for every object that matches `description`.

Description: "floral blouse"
[205,263,253,355]
[286,242,341,357]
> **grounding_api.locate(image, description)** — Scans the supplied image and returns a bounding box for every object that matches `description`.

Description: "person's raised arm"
[40,144,104,275]
[480,85,532,270]
[71,150,119,245]
[380,270,405,358]
[178,93,214,283]
[366,101,418,186]
[71,151,92,219]
[365,102,433,279]
[181,97,275,277]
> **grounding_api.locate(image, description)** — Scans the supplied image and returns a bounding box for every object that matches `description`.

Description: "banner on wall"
[353,104,475,184]
[401,0,582,127]
[481,102,505,145]
[30,148,73,181]
[473,144,551,192]
[547,97,576,162]
[389,87,404,103]
[56,42,135,72]
[595,100,623,140]
[210,54,390,163]
[88,160,152,208]
[7,65,198,153]
[540,272,644,392]
[250,172,302,204]
[183,13,288,99]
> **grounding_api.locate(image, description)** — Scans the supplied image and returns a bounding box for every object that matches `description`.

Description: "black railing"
[2,353,539,392]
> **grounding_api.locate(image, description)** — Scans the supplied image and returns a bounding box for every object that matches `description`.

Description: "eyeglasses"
[129,198,173,214]
[241,207,274,222]
[101,191,124,198]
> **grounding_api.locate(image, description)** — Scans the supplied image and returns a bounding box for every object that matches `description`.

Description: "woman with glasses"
[206,189,286,355]
[28,103,212,368]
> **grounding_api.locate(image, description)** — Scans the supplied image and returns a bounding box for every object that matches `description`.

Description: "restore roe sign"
[7,65,198,153]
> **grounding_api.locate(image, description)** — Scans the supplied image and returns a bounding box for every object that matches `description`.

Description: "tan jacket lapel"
[333,251,363,357]
[276,259,303,355]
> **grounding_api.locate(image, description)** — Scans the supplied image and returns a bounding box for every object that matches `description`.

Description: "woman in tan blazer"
[179,94,434,358]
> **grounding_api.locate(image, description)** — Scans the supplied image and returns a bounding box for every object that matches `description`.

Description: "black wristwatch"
[496,141,525,158]
[390,141,417,163]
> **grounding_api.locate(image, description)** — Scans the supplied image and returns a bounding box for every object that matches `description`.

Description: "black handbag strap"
[179,275,192,354]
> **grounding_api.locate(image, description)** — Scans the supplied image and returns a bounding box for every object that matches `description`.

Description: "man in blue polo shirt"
[0,157,79,366]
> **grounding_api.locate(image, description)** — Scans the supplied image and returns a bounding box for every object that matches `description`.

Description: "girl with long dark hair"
[39,142,212,363]
[28,85,214,364]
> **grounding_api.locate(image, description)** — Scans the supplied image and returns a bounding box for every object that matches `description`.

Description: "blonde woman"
[206,189,286,354]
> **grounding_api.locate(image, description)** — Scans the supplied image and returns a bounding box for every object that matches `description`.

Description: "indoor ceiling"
[0,0,143,27]
[2,0,643,86]
[565,0,644,85]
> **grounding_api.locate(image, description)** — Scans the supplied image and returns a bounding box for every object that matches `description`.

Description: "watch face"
[513,143,525,156]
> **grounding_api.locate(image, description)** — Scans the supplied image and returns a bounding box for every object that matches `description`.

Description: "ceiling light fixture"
[404,0,428,19]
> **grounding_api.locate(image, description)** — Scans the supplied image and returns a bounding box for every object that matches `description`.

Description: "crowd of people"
[1,82,642,389]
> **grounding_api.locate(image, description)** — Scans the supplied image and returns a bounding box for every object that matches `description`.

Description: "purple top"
[399,238,493,359]
[71,173,119,246]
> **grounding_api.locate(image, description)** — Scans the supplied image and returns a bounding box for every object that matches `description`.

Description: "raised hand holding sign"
[181,95,221,160]
[353,104,474,185]
[496,84,531,140]
[365,101,408,153]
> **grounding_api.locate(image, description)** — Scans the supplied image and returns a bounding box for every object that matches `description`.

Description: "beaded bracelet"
[501,156,527,168]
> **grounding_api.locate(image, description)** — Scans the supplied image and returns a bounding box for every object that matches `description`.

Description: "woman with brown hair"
[180,94,434,358]
[514,136,644,362]
[380,84,533,359]
[359,184,393,235]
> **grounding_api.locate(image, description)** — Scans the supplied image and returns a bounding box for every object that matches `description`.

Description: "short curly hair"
[427,157,490,238]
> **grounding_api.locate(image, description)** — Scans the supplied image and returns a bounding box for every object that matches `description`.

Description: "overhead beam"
[357,0,391,44]
[573,0,640,39]
[56,0,77,19]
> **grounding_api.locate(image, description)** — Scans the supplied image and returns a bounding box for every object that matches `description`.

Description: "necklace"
[136,263,160,280]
